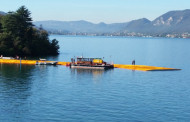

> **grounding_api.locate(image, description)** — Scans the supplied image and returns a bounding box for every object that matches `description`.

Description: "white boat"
[36,59,58,65]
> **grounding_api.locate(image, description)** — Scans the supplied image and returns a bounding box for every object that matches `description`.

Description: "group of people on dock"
[0,55,28,60]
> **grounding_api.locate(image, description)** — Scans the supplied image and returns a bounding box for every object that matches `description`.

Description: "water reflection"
[35,64,58,70]
[70,68,113,82]
[0,63,35,99]
[0,64,35,117]
[0,64,34,79]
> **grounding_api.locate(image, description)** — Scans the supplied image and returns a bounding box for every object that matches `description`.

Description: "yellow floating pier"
[114,64,181,71]
[0,59,181,71]
[0,59,70,66]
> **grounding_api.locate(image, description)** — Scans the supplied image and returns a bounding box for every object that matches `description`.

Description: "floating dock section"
[0,59,70,66]
[0,59,181,71]
[114,64,181,71]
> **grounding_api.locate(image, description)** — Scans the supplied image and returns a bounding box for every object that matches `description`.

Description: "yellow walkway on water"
[0,59,181,71]
[0,59,70,66]
[114,64,181,71]
[0,59,36,64]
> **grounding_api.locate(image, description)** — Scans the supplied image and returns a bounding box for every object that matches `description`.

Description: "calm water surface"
[0,35,190,121]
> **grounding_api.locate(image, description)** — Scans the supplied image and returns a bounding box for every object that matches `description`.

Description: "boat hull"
[36,62,58,65]
[70,65,114,70]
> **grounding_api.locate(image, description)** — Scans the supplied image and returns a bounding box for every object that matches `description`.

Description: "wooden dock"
[0,59,181,71]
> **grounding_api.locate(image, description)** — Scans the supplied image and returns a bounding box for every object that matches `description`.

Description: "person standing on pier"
[132,60,135,65]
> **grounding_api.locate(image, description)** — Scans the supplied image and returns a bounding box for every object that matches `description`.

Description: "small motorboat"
[36,59,58,65]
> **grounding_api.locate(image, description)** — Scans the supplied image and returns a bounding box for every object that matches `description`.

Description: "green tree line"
[0,6,59,57]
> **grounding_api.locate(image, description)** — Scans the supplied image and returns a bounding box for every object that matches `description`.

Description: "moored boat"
[70,57,114,70]
[36,59,58,65]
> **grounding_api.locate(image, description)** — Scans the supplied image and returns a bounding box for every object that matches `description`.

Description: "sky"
[0,0,190,23]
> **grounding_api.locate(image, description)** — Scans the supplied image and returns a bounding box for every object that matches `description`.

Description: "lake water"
[0,35,190,121]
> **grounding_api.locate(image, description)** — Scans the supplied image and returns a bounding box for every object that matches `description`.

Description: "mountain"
[34,20,128,34]
[124,9,190,34]
[33,9,190,35]
[151,9,190,33]
[0,11,6,16]
[123,18,151,33]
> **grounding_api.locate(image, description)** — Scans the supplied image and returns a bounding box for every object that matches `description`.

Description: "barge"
[70,57,114,70]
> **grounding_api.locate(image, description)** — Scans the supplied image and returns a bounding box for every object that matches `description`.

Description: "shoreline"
[50,34,190,39]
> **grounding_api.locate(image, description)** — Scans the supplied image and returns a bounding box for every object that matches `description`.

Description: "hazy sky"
[0,0,189,23]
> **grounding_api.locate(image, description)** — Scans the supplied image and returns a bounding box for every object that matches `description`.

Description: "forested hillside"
[0,6,59,56]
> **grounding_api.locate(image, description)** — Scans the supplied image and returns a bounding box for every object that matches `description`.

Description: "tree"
[50,39,59,55]
[0,32,14,56]
[0,15,3,33]
[0,6,59,56]
[16,6,33,28]
[1,12,18,34]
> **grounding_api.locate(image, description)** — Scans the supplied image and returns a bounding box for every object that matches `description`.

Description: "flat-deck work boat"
[70,57,114,70]
[36,59,58,65]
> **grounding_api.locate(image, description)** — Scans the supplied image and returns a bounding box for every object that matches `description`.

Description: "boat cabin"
[71,57,106,66]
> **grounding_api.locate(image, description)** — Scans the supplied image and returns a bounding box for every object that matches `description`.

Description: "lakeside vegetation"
[0,6,59,57]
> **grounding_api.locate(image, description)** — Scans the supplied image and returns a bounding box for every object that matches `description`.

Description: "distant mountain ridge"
[33,9,190,35]
[34,20,128,33]
[150,9,190,33]
[0,11,6,15]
